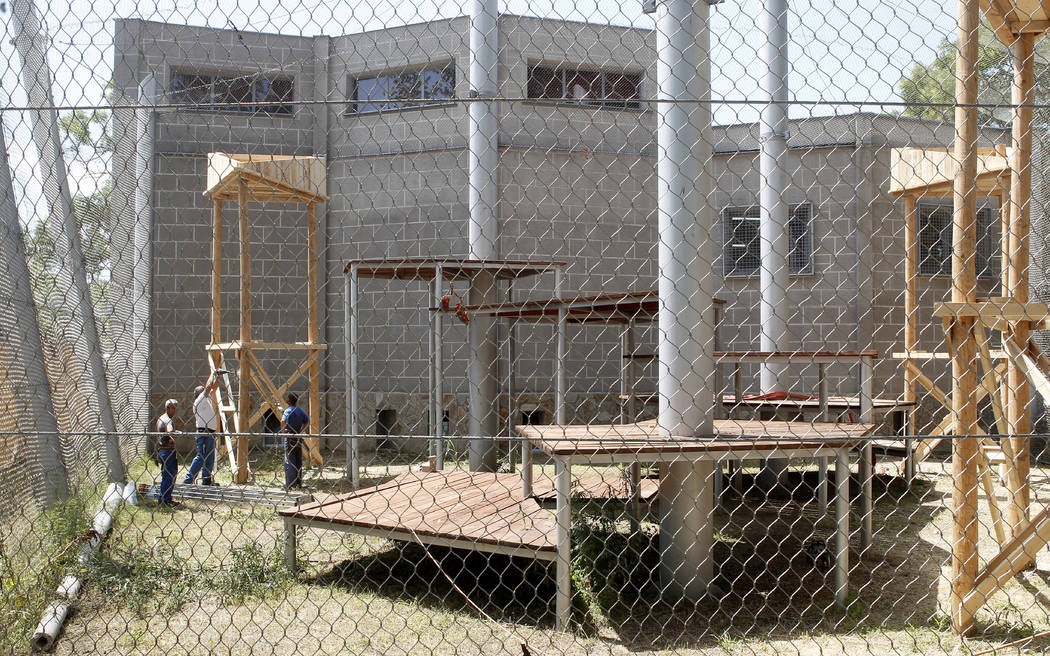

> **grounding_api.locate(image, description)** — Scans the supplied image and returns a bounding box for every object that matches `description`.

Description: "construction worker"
[185,372,222,486]
[155,399,181,507]
[280,391,309,489]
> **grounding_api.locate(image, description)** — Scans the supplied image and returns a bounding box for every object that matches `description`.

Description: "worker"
[185,372,222,486]
[280,391,309,489]
[155,399,181,507]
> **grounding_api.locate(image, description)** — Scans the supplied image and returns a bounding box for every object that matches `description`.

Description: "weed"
[213,541,291,604]
[569,513,659,630]
[85,537,195,619]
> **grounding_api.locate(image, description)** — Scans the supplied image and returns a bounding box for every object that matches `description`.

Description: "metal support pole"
[655,0,715,600]
[758,0,790,394]
[554,268,567,424]
[346,268,360,488]
[433,265,445,469]
[860,355,874,550]
[835,447,850,608]
[506,281,516,472]
[818,363,829,519]
[555,457,572,631]
[12,0,124,483]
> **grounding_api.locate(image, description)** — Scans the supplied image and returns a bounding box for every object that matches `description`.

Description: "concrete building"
[109,16,1010,446]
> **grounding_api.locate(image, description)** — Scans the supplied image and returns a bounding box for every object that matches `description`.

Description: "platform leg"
[817,456,828,521]
[860,443,873,552]
[555,457,572,631]
[629,462,641,532]
[521,440,533,498]
[284,518,297,573]
[835,448,849,607]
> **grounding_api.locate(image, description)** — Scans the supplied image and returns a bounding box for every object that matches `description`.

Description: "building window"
[348,64,455,114]
[170,71,294,115]
[527,65,642,109]
[917,203,997,277]
[722,204,814,277]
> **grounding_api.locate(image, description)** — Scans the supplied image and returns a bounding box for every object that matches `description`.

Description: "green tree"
[23,91,113,341]
[898,21,1050,127]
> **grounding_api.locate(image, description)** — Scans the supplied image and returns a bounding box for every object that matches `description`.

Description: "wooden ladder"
[209,352,240,473]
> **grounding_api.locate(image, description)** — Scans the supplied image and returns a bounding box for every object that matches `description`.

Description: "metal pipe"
[0,112,68,508]
[468,0,499,260]
[11,0,125,483]
[758,0,790,393]
[554,267,566,424]
[656,0,716,600]
[434,265,445,470]
[134,73,156,458]
[346,267,359,488]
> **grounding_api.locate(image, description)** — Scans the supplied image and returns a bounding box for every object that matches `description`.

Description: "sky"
[0,0,967,227]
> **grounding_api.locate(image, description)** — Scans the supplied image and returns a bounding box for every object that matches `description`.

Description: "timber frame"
[203,153,329,484]
[941,0,1050,634]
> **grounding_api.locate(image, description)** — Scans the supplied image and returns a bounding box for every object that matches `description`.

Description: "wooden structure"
[204,153,328,483]
[938,0,1050,634]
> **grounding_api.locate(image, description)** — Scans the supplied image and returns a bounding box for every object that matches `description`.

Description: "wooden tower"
[203,153,327,483]
[943,0,1050,634]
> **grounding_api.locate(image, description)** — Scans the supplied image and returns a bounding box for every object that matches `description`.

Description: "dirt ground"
[45,450,1050,656]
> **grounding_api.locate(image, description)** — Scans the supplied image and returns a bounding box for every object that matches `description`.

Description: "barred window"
[722,204,814,277]
[169,71,294,115]
[348,64,455,114]
[527,65,642,109]
[917,203,997,277]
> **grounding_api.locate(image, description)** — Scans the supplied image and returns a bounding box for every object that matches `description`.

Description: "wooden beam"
[950,0,981,632]
[961,504,1050,620]
[1005,335,1050,403]
[976,443,1007,546]
[235,178,252,484]
[933,300,1050,323]
[905,194,919,440]
[244,349,323,467]
[206,341,328,351]
[904,359,952,410]
[247,351,319,428]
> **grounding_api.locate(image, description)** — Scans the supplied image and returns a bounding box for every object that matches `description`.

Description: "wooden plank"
[207,341,328,351]
[961,505,1050,620]
[975,445,1007,546]
[247,351,318,427]
[904,359,952,410]
[974,323,1010,437]
[933,300,1050,322]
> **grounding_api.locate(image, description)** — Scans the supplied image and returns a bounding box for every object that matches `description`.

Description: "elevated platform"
[515,418,874,463]
[281,471,557,559]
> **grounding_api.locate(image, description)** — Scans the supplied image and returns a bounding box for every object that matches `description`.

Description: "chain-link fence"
[3,0,1050,653]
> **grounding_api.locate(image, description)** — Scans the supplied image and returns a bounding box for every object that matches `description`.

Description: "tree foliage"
[898,21,1050,127]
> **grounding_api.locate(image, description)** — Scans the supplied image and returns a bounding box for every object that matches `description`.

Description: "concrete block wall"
[112,16,1013,441]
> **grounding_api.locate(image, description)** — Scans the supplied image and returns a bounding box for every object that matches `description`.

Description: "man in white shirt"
[184,372,221,486]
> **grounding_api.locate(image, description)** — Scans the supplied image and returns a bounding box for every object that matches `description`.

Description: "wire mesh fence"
[3,0,1050,653]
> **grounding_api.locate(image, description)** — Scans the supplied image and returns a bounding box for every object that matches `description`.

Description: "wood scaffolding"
[942,0,1050,634]
[203,153,328,484]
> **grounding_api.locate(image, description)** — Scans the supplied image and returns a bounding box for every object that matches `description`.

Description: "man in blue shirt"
[281,392,310,489]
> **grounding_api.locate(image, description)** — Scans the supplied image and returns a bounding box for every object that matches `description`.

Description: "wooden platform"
[515,418,874,462]
[280,471,557,559]
[619,393,912,411]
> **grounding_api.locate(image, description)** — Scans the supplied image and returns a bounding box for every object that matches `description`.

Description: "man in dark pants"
[281,392,309,489]
[185,372,222,486]
[155,399,181,507]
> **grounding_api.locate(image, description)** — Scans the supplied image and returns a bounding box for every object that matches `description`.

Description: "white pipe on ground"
[31,483,125,651]
[656,0,717,599]
[467,0,500,471]
[10,0,125,484]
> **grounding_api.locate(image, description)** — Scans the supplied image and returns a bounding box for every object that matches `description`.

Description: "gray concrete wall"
[111,16,1012,443]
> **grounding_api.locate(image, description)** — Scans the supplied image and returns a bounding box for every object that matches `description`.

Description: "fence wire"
[2,0,1050,654]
